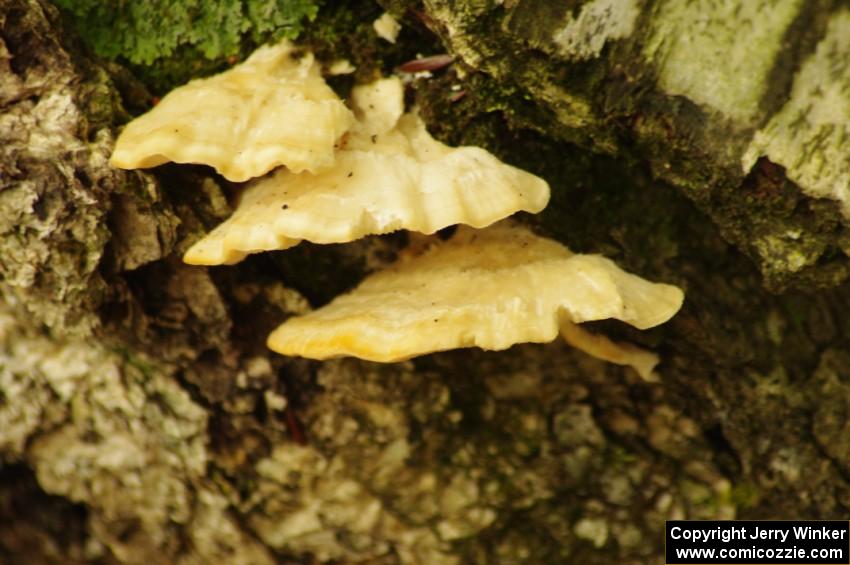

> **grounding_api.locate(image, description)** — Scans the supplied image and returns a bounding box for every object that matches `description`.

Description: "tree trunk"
[3,0,850,563]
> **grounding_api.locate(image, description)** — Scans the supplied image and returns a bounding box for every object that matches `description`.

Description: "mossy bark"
[4,1,850,564]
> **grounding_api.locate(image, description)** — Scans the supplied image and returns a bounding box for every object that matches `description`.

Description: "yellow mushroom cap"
[182,77,550,265]
[267,223,684,363]
[110,40,354,182]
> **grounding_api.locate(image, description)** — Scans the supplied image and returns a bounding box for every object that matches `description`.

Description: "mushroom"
[183,77,550,265]
[110,40,354,182]
[267,223,684,378]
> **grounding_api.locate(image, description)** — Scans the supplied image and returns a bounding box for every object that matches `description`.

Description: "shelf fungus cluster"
[111,40,684,379]
[181,76,549,265]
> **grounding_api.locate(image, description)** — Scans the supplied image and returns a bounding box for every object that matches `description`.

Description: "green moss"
[54,0,438,95]
[52,0,320,92]
[52,0,319,65]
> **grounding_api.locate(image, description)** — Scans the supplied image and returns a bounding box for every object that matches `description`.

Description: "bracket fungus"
[110,40,354,182]
[267,223,684,378]
[183,77,550,265]
[108,37,685,377]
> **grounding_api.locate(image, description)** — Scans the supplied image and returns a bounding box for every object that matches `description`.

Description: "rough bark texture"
[4,0,850,564]
[409,0,850,292]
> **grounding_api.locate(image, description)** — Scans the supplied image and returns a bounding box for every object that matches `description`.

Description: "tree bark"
[3,0,850,564]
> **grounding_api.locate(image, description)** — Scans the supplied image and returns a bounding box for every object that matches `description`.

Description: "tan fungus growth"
[560,319,661,381]
[110,40,354,182]
[267,223,684,373]
[183,77,550,265]
[373,12,402,43]
[108,39,683,374]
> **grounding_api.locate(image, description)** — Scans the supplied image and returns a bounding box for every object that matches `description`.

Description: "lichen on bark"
[0,0,179,336]
[410,0,850,291]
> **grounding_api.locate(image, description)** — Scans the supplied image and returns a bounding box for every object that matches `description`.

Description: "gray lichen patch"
[24,346,208,559]
[233,343,738,564]
[644,0,804,122]
[0,303,276,563]
[0,310,77,454]
[247,444,458,564]
[551,0,641,60]
[0,74,111,334]
[0,313,195,552]
[0,0,177,335]
[743,10,850,215]
[243,359,461,564]
[185,486,277,565]
[500,0,642,61]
